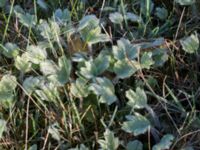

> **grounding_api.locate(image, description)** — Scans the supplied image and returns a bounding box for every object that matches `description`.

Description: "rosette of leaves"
[0,75,17,108]
[78,15,110,45]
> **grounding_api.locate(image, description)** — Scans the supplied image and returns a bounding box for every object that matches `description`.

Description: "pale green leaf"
[56,55,72,85]
[89,77,117,105]
[35,82,59,102]
[109,12,123,24]
[0,75,17,92]
[70,78,90,98]
[180,33,199,54]
[38,20,60,41]
[2,42,19,58]
[40,60,58,76]
[98,129,119,150]
[80,52,109,79]
[122,114,151,136]
[0,75,17,108]
[141,52,154,69]
[14,9,36,28]
[26,45,47,64]
[126,87,147,109]
[15,53,32,73]
[152,134,174,150]
[78,15,99,31]
[114,60,137,79]
[112,38,138,60]
[23,76,44,95]
[48,123,60,141]
[54,8,71,24]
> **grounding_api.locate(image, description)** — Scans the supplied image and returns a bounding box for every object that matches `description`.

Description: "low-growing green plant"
[0,0,200,149]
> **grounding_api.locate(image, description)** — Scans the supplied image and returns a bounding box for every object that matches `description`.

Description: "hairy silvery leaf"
[89,77,117,105]
[126,87,147,109]
[126,12,142,23]
[113,60,137,79]
[122,113,150,136]
[98,129,119,150]
[70,78,90,98]
[109,12,123,24]
[141,52,154,69]
[26,45,47,64]
[155,7,168,21]
[0,75,17,108]
[180,32,199,54]
[1,42,19,58]
[127,140,143,150]
[15,53,32,73]
[40,60,58,76]
[0,119,6,138]
[112,38,138,60]
[175,0,195,5]
[152,134,174,150]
